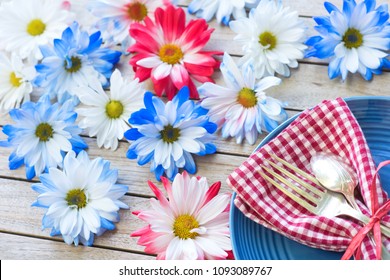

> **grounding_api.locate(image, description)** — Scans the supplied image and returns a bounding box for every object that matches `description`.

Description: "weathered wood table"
[0,0,389,259]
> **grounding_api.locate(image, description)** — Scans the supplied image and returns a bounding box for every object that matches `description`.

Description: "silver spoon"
[310,152,360,210]
[310,151,390,259]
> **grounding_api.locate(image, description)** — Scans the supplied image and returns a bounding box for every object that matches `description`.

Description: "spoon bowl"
[310,152,360,210]
[310,151,390,259]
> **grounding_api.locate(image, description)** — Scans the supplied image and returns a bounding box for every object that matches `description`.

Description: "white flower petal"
[136,56,162,68]
[196,194,230,225]
[89,197,119,212]
[177,137,201,153]
[165,237,184,260]
[152,63,172,80]
[345,48,359,73]
[194,237,228,259]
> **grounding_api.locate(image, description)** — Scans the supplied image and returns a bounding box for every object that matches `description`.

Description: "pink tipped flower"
[128,5,222,100]
[131,172,233,260]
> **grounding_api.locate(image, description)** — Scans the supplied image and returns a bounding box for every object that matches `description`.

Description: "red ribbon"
[342,160,390,260]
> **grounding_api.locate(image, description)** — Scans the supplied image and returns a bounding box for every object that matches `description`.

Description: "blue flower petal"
[124,128,143,141]
[8,152,24,169]
[70,136,88,153]
[25,165,36,180]
[305,36,323,47]
[50,227,61,236]
[365,0,376,12]
[324,1,340,13]
[174,86,190,107]
[126,148,138,159]
[143,91,156,113]
[0,140,11,147]
[203,121,218,134]
[61,24,74,43]
[183,152,196,174]
[138,152,154,166]
[100,217,115,231]
[343,0,356,17]
[153,165,165,181]
[42,216,54,229]
[328,58,342,79]
[129,109,154,125]
[31,200,48,208]
[204,143,217,155]
[2,125,15,137]
[53,38,68,57]
[362,68,373,80]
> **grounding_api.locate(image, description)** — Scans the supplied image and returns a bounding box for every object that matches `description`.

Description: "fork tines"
[258,154,325,211]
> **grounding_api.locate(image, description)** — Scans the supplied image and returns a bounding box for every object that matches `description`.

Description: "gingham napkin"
[227,98,390,259]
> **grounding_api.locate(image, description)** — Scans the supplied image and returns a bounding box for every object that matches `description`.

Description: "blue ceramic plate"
[230,96,390,260]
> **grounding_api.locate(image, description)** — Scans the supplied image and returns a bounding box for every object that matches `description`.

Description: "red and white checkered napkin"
[227,98,390,259]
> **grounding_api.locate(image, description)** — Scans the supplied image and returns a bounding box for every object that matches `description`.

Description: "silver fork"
[258,154,390,239]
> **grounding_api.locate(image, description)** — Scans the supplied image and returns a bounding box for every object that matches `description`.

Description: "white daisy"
[132,171,232,260]
[0,0,73,60]
[77,69,145,150]
[0,52,36,112]
[62,0,98,33]
[199,53,287,145]
[229,0,307,78]
[32,150,129,246]
[89,0,168,49]
[188,0,258,25]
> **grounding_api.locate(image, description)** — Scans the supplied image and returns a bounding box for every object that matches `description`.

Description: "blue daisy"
[125,87,217,181]
[34,21,121,102]
[305,0,390,80]
[32,150,129,246]
[0,95,87,180]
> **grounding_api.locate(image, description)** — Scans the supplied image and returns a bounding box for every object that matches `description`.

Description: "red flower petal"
[135,67,152,82]
[128,5,221,99]
[184,62,215,76]
[155,5,186,42]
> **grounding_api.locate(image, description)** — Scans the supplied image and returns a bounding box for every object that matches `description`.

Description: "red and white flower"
[128,5,221,99]
[131,172,232,260]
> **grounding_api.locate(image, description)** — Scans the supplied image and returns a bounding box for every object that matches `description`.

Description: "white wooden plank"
[0,232,154,260]
[0,178,158,253]
[0,178,233,254]
[178,0,390,17]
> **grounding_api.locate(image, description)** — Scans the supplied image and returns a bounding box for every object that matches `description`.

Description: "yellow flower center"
[159,44,184,65]
[35,123,54,142]
[237,88,258,108]
[105,100,124,119]
[173,214,199,239]
[259,31,277,50]
[342,28,363,49]
[10,72,22,87]
[65,189,87,209]
[26,19,46,36]
[126,1,148,22]
[160,124,180,143]
[64,56,82,73]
